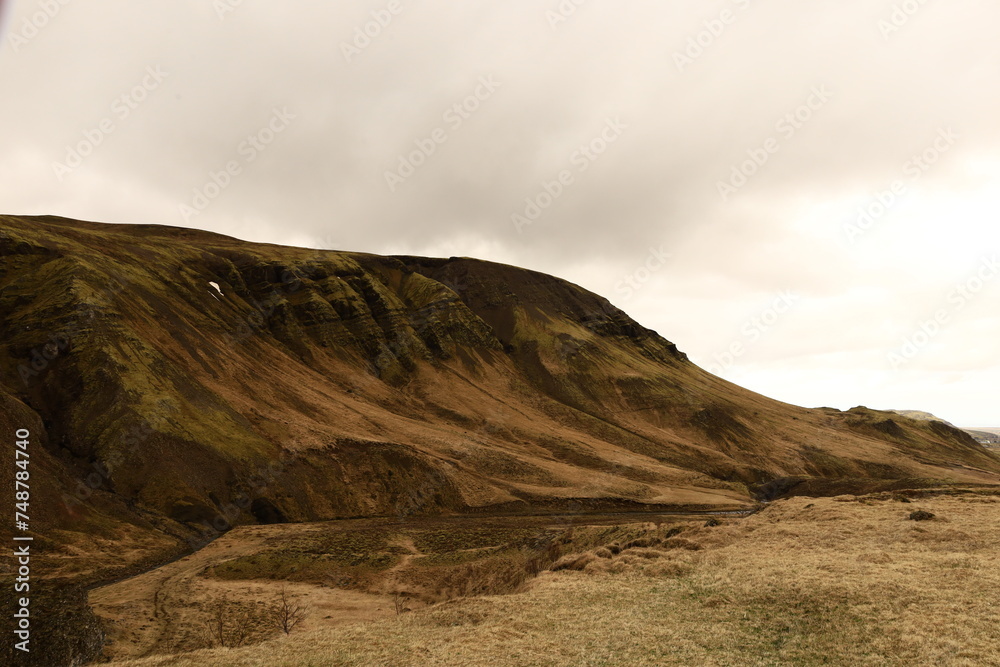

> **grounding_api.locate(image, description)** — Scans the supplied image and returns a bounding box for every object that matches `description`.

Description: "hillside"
[889,411,999,445]
[888,410,954,425]
[1,213,999,583]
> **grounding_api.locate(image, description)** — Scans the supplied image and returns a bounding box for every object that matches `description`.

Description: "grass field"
[104,489,1000,666]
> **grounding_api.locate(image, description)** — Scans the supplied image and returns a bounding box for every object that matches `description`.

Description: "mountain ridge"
[889,410,999,444]
[1,213,998,581]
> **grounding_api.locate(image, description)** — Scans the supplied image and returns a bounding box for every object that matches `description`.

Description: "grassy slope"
[106,490,1000,667]
[1,214,999,580]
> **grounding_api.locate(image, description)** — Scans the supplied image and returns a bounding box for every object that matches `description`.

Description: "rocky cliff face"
[2,214,998,569]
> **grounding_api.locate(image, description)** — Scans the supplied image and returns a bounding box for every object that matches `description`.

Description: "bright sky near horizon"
[1,0,997,425]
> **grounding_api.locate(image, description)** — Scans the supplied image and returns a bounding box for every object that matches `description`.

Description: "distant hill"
[888,409,954,425]
[890,411,999,445]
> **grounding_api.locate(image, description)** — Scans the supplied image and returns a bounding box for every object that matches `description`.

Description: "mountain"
[888,410,953,425]
[889,411,1000,445]
[2,214,999,579]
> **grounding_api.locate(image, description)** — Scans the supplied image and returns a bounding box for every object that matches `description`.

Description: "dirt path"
[89,525,396,662]
[379,536,423,598]
[90,528,262,660]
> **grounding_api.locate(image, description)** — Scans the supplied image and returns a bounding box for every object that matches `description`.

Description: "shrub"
[273,587,308,634]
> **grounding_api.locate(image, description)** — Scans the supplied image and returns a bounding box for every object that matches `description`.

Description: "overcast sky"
[2,0,997,426]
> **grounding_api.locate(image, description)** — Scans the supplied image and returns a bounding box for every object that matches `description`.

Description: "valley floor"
[91,511,729,661]
[102,490,1000,667]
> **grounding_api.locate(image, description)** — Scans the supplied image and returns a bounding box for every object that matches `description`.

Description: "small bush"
[908,510,935,521]
[200,596,272,649]
[273,587,308,634]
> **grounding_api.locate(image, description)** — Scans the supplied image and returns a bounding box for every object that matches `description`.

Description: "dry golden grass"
[107,492,1000,666]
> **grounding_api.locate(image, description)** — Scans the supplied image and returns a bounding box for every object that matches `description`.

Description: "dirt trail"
[379,536,423,596]
[90,528,261,660]
[89,524,396,662]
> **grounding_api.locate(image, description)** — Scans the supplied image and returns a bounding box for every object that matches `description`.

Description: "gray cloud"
[1,0,997,425]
